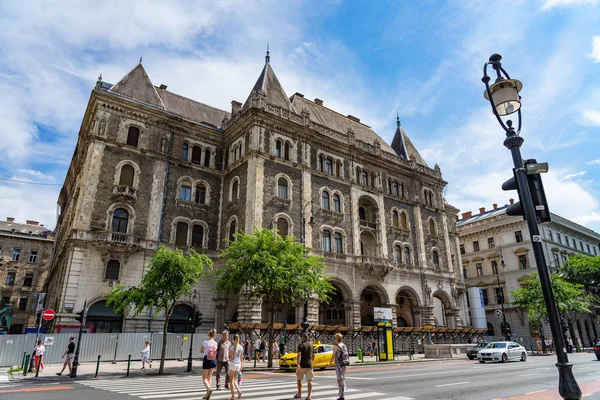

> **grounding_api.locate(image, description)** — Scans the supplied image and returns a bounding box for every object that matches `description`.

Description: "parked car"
[477,341,527,363]
[594,341,600,360]
[467,342,488,360]
[279,342,334,371]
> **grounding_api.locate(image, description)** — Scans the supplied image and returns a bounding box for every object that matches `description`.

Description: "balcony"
[112,185,137,201]
[355,256,394,281]
[359,219,377,230]
[92,231,143,252]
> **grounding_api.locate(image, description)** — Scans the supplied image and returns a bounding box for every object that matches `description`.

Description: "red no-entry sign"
[42,309,55,321]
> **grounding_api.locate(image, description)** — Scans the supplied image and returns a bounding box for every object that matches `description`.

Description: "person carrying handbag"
[329,333,349,400]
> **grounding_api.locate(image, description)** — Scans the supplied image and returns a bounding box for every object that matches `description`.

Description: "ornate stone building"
[46,53,466,333]
[0,218,53,333]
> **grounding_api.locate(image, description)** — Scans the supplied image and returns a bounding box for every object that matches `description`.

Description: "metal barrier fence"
[0,332,204,367]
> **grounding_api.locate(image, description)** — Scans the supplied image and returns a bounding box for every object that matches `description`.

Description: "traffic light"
[501,159,551,224]
[193,311,203,328]
[74,308,86,324]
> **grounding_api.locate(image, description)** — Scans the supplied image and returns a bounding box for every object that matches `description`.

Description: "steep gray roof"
[391,116,408,159]
[0,220,53,238]
[109,63,165,109]
[156,88,229,129]
[243,62,295,112]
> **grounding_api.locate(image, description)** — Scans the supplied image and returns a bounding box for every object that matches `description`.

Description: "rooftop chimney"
[493,203,498,210]
[509,198,514,205]
[159,84,167,90]
[347,115,360,123]
[231,100,242,116]
[6,217,15,222]
[455,215,459,221]
[461,211,472,219]
[314,98,323,106]
[479,207,486,214]
[293,92,304,98]
[26,220,39,226]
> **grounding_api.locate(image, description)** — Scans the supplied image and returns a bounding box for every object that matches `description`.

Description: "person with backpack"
[329,333,349,400]
[200,329,218,399]
[216,330,231,390]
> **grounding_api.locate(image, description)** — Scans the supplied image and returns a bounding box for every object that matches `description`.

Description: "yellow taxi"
[279,342,335,371]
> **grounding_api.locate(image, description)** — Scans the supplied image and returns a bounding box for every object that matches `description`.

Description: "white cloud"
[0,183,59,228]
[542,0,598,10]
[582,109,600,126]
[561,171,586,180]
[592,36,600,62]
[586,159,600,165]
[15,169,55,180]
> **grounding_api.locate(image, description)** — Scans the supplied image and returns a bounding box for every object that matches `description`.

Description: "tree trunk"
[159,304,175,374]
[267,301,275,368]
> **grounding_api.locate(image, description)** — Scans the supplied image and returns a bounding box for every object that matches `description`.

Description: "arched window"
[318,155,324,172]
[231,180,239,201]
[429,192,434,207]
[181,143,188,161]
[394,245,402,262]
[325,158,333,175]
[229,220,237,243]
[204,149,211,167]
[275,140,282,158]
[401,212,408,229]
[105,260,120,281]
[111,208,129,233]
[333,194,341,213]
[191,146,201,164]
[195,184,207,204]
[179,182,192,201]
[334,232,343,253]
[388,179,392,194]
[356,167,361,181]
[404,247,411,264]
[322,230,331,252]
[335,160,342,177]
[361,171,368,186]
[392,211,399,228]
[126,126,139,147]
[429,219,436,236]
[370,173,376,188]
[393,182,399,196]
[192,225,204,248]
[277,218,288,238]
[284,142,290,160]
[401,183,405,198]
[175,222,188,246]
[487,322,495,336]
[359,206,366,221]
[321,191,330,210]
[433,250,440,269]
[119,165,134,187]
[277,178,288,199]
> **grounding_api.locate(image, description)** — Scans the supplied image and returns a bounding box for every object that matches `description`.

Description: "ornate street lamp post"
[301,201,314,333]
[186,290,199,373]
[482,53,581,400]
[493,250,510,341]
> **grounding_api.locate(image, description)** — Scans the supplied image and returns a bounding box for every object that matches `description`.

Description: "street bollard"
[95,355,101,378]
[357,348,363,362]
[21,352,27,372]
[23,355,30,376]
[126,355,131,377]
[254,350,257,369]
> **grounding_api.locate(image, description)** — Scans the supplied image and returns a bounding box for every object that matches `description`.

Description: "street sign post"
[42,309,55,321]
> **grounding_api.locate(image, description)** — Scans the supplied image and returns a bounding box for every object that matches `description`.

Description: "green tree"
[560,254,600,301]
[511,273,592,342]
[215,228,334,368]
[106,247,213,374]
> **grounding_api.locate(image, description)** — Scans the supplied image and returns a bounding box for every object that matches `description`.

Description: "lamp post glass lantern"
[482,53,581,400]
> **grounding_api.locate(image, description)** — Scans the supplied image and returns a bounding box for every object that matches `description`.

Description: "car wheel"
[520,352,527,362]
[479,360,485,363]
[501,354,508,363]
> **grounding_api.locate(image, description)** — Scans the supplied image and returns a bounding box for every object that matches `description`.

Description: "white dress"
[228,344,243,371]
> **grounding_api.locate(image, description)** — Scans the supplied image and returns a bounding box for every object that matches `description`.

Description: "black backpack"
[337,344,350,366]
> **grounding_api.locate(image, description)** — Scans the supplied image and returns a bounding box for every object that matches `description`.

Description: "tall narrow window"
[277,178,288,199]
[404,247,411,264]
[284,142,290,160]
[181,143,189,161]
[557,233,561,244]
[191,146,201,164]
[105,260,120,281]
[460,244,465,254]
[192,225,204,248]
[491,260,499,275]
[318,155,324,172]
[473,240,480,252]
[334,232,343,253]
[553,252,560,267]
[495,287,505,304]
[11,249,21,262]
[394,245,402,262]
[119,165,134,186]
[195,184,207,204]
[231,180,239,201]
[335,160,342,177]
[175,222,188,246]
[322,230,331,252]
[275,140,282,158]
[18,297,28,311]
[111,208,129,233]
[401,183,405,198]
[179,183,192,201]
[5,271,16,285]
[359,207,366,221]
[393,182,399,196]
[23,273,33,287]
[433,251,440,269]
[229,220,237,243]
[476,263,483,276]
[518,254,528,269]
[481,289,489,306]
[126,126,139,146]
[204,149,211,167]
[392,211,399,228]
[370,173,376,188]
[488,237,495,249]
[463,267,468,279]
[325,158,333,175]
[28,251,38,264]
[277,218,288,238]
[333,194,341,213]
[400,212,408,229]
[429,219,436,236]
[515,230,523,243]
[361,171,368,186]
[321,191,330,210]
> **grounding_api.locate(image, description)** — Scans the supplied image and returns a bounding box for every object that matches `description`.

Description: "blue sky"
[0,0,599,232]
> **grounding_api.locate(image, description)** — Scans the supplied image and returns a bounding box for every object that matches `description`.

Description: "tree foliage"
[216,228,334,367]
[106,247,213,374]
[560,254,600,301]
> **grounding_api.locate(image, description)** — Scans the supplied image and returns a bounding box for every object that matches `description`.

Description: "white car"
[477,341,527,363]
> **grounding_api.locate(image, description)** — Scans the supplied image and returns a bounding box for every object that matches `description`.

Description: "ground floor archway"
[86,300,123,333]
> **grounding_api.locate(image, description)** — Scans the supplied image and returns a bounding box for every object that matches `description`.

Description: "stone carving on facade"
[346,128,355,145]
[373,139,382,156]
[422,278,432,305]
[356,259,394,282]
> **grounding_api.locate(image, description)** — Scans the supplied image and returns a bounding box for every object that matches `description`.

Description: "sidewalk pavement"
[8,353,431,382]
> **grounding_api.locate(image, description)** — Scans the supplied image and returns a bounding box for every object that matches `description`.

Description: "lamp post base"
[557,362,582,400]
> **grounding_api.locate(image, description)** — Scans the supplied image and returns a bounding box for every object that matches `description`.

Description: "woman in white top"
[141,340,152,369]
[227,334,244,400]
[200,329,218,399]
[34,340,45,372]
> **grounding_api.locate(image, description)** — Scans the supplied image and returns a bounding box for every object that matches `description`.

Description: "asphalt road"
[3,353,600,400]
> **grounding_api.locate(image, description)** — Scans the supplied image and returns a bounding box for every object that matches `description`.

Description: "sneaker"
[224,385,229,389]
[55,373,62,376]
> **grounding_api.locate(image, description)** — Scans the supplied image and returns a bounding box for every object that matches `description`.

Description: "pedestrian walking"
[294,333,314,400]
[56,337,75,376]
[254,338,262,361]
[567,337,574,353]
[366,340,372,357]
[273,339,279,360]
[259,339,266,362]
[141,340,152,369]
[243,339,250,361]
[329,333,349,400]
[227,334,244,400]
[33,340,45,373]
[216,330,231,390]
[200,329,218,399]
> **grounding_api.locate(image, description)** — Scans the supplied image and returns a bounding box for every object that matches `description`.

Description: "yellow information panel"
[377,321,394,361]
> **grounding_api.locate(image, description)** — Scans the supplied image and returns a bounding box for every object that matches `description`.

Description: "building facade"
[457,202,600,346]
[0,218,53,333]
[46,54,466,333]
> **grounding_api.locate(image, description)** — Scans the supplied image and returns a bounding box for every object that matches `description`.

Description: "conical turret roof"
[243,53,295,112]
[109,62,165,109]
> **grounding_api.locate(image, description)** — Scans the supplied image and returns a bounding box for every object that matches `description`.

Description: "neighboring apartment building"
[46,53,465,334]
[0,218,53,333]
[457,202,600,346]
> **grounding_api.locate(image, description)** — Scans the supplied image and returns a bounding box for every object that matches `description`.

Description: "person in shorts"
[56,337,75,376]
[227,334,244,400]
[294,333,314,400]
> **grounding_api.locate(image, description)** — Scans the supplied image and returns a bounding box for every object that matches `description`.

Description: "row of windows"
[460,231,523,254]
[463,254,529,278]
[275,139,292,161]
[0,296,31,311]
[356,166,377,189]
[181,144,212,168]
[0,247,39,264]
[179,182,208,204]
[478,287,505,306]
[547,229,598,256]
[387,179,406,198]
[4,272,34,287]
[318,155,343,177]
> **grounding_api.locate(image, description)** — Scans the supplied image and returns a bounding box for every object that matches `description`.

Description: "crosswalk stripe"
[138,383,306,398]
[174,388,362,400]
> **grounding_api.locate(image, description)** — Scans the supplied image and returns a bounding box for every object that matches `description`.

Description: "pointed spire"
[391,114,408,159]
[139,56,143,63]
[265,43,270,64]
[396,110,401,129]
[109,63,165,109]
